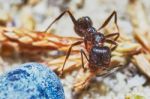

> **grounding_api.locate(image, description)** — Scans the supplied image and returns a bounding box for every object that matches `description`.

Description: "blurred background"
[0,0,150,99]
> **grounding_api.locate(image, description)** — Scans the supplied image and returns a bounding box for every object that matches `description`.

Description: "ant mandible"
[45,9,120,75]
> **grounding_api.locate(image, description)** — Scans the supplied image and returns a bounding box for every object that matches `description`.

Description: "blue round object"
[0,62,65,99]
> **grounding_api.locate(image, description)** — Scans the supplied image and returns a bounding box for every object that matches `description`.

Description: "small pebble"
[0,62,65,99]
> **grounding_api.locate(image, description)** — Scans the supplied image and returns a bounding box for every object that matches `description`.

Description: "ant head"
[77,16,93,29]
[74,16,93,37]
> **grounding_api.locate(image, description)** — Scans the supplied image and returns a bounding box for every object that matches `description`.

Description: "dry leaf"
[133,54,150,78]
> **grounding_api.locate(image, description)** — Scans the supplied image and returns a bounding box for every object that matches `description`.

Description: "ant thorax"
[84,27,97,41]
[91,33,105,46]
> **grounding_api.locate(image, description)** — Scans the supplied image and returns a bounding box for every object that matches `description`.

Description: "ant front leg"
[105,39,118,51]
[105,32,120,41]
[45,9,77,33]
[60,40,83,75]
[80,49,89,70]
[97,11,119,32]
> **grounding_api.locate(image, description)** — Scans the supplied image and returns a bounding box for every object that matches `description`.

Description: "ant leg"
[97,11,119,32]
[45,9,76,33]
[105,32,120,41]
[60,40,83,75]
[73,72,95,88]
[84,39,88,50]
[80,49,89,69]
[105,39,118,51]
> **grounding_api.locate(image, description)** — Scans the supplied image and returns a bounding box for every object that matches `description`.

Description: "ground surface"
[0,0,150,99]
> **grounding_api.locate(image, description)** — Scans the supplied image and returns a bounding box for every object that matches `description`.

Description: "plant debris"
[0,0,150,99]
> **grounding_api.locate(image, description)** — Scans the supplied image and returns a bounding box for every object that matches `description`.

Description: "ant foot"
[72,81,87,92]
[59,71,64,77]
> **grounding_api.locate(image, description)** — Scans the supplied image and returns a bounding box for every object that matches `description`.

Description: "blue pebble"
[0,62,65,99]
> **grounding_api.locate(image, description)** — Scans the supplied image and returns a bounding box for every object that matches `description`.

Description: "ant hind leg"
[105,39,118,51]
[80,49,89,70]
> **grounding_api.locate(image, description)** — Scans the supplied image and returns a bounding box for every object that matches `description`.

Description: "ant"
[45,9,120,76]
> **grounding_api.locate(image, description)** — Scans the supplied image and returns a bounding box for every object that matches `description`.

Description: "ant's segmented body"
[45,9,120,75]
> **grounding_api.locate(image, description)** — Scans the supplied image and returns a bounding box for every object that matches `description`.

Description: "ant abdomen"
[89,46,111,69]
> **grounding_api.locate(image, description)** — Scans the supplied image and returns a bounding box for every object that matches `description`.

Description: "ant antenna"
[45,10,77,33]
[97,11,119,32]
